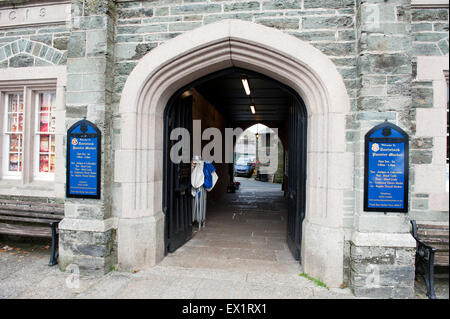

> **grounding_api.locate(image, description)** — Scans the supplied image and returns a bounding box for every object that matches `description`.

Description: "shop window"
[2,93,24,177]
[34,92,56,179]
[1,88,56,181]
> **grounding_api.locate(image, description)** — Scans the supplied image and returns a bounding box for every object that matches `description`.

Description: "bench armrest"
[413,237,437,253]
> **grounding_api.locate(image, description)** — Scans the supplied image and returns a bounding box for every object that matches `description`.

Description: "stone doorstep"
[173,245,279,262]
[159,254,301,275]
[186,237,287,250]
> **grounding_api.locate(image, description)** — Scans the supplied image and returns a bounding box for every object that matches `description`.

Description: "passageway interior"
[163,68,307,271]
[160,177,301,273]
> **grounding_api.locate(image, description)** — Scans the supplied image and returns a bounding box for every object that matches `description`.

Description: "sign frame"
[364,121,409,213]
[66,119,101,199]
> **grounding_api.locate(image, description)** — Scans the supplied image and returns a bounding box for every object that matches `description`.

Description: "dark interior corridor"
[160,177,301,274]
[164,67,307,264]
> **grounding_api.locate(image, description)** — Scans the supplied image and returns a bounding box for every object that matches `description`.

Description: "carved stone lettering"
[0,3,69,28]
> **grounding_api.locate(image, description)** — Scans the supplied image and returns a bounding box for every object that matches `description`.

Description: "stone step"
[186,237,287,250]
[173,245,279,262]
[192,231,287,242]
[159,254,301,275]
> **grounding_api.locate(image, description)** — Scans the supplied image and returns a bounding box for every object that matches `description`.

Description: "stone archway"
[115,19,352,287]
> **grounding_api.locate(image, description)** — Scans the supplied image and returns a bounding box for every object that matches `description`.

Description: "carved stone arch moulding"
[116,20,352,287]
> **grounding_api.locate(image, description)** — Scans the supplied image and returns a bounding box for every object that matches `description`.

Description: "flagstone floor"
[1,178,445,299]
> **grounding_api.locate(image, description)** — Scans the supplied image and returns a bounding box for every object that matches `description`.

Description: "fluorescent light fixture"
[181,90,192,98]
[250,104,256,114]
[242,78,251,95]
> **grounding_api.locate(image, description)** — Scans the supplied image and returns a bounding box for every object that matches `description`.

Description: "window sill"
[0,179,58,198]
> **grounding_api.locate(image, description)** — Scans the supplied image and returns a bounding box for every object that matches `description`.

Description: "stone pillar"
[58,0,116,275]
[351,0,416,298]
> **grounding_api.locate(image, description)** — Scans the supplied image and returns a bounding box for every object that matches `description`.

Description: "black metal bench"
[410,220,449,299]
[0,199,64,266]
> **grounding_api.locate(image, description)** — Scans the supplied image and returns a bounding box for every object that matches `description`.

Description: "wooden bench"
[0,199,64,266]
[411,220,449,299]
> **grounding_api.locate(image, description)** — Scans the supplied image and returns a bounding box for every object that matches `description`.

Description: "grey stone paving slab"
[119,274,176,299]
[145,265,248,282]
[16,273,99,299]
[160,277,201,299]
[1,179,445,299]
[76,272,132,299]
[194,278,239,299]
[245,272,317,289]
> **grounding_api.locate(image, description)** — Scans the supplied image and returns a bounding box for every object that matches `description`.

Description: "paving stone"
[194,278,238,299]
[119,275,175,298]
[0,181,441,299]
[76,273,132,299]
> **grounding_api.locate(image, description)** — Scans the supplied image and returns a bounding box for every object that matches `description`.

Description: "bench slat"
[414,222,449,268]
[0,222,51,238]
[0,198,63,207]
[0,215,61,224]
[421,238,450,247]
[417,229,449,238]
[435,254,449,266]
[417,224,449,231]
[0,204,64,215]
[0,209,64,220]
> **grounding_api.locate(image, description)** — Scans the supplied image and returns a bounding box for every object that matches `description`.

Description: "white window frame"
[0,66,66,198]
[33,91,57,181]
[2,91,25,179]
[1,85,57,182]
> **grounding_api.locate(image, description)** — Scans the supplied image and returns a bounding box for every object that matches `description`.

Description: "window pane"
[36,92,56,175]
[38,92,56,133]
[40,135,49,152]
[50,154,55,173]
[5,94,24,173]
[10,134,20,152]
[8,94,23,113]
[40,113,49,132]
[39,154,49,173]
[50,136,55,153]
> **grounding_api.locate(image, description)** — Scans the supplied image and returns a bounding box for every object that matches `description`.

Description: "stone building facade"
[0,0,448,298]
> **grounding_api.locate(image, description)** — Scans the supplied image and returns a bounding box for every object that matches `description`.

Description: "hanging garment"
[191,159,204,191]
[192,186,207,228]
[191,158,206,227]
[203,161,218,191]
[190,159,219,228]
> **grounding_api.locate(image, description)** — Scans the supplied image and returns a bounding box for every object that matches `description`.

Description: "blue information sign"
[364,122,409,212]
[66,120,101,199]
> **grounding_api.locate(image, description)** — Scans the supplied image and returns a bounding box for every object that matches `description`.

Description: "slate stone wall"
[0,24,69,67]
[1,0,448,297]
[112,0,359,228]
[58,0,117,275]
[350,244,416,298]
[409,7,448,221]
[412,7,449,56]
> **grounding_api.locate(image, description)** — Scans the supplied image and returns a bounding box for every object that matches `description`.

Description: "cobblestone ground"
[0,178,446,299]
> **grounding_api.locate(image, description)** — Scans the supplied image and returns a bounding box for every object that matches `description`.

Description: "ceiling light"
[181,90,192,98]
[250,104,255,114]
[242,78,251,95]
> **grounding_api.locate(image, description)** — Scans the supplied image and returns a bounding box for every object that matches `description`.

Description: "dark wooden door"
[286,98,307,261]
[163,95,193,254]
